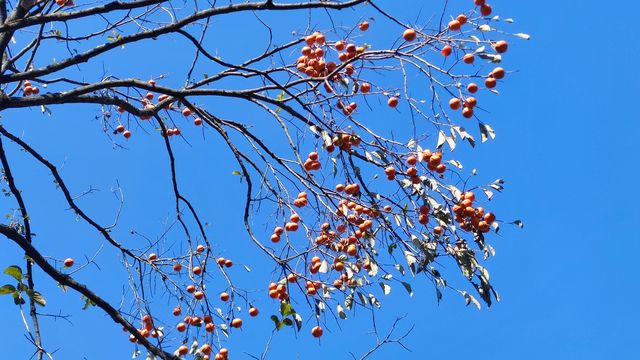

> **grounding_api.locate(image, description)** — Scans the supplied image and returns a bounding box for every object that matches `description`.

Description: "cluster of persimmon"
[268,279,292,301]
[216,256,234,268]
[114,124,132,139]
[484,65,506,89]
[327,133,362,153]
[293,191,309,208]
[452,191,496,232]
[127,315,160,343]
[385,149,446,184]
[335,182,361,196]
[171,313,227,359]
[303,151,321,171]
[449,65,506,118]
[21,80,40,96]
[284,213,302,232]
[112,79,207,139]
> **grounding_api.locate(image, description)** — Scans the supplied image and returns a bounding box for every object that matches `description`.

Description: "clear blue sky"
[1,0,639,359]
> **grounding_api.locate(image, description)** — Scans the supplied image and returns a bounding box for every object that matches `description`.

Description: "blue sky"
[1,0,639,359]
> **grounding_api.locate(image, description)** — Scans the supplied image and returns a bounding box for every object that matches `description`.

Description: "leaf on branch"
[3,265,22,282]
[318,260,329,274]
[489,178,505,191]
[0,284,16,295]
[482,188,494,200]
[401,282,414,297]
[479,123,496,143]
[461,291,481,310]
[477,53,502,63]
[26,290,46,306]
[511,220,524,228]
[404,250,418,275]
[379,282,391,295]
[436,130,446,149]
[368,293,381,308]
[13,292,25,305]
[280,302,293,317]
[515,32,531,40]
[337,304,347,319]
[345,294,354,310]
[357,292,369,306]
[292,312,303,331]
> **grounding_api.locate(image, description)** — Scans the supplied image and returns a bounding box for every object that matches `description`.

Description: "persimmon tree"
[0,0,527,359]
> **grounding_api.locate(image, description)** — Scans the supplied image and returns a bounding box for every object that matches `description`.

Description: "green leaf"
[4,265,22,282]
[0,284,16,295]
[81,296,96,310]
[280,302,293,317]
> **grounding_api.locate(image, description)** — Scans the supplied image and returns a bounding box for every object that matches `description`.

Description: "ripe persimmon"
[231,318,242,328]
[359,21,369,31]
[480,4,492,16]
[178,346,189,355]
[182,108,192,117]
[220,292,230,301]
[249,307,259,317]
[491,67,505,79]
[464,97,477,108]
[485,77,497,88]
[457,14,468,25]
[463,53,475,64]
[176,322,186,332]
[64,258,74,267]
[467,83,479,93]
[484,212,496,223]
[494,40,508,53]
[441,45,453,56]
[448,20,461,31]
[123,130,132,139]
[449,98,461,110]
[403,28,417,42]
[462,107,474,118]
[360,82,371,93]
[311,326,323,337]
[148,253,157,261]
